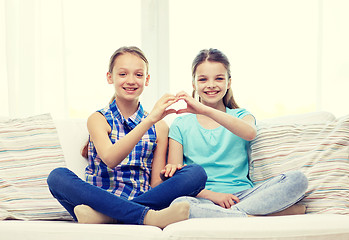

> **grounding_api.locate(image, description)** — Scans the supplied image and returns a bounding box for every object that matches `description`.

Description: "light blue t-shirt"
[169,108,254,194]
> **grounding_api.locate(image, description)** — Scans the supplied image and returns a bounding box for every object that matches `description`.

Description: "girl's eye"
[119,73,126,77]
[136,73,143,77]
[216,77,224,81]
[198,78,206,82]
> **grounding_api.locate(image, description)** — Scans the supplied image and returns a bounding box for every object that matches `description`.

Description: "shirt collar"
[109,99,145,130]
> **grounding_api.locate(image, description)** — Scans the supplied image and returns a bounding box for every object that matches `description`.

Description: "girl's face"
[193,60,231,108]
[107,53,149,103]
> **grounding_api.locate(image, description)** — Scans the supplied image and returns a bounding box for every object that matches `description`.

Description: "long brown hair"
[191,48,239,109]
[81,46,149,159]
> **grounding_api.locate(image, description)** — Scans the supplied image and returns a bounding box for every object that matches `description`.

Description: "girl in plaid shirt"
[47,46,207,228]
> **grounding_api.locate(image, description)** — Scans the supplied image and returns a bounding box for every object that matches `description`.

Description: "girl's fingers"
[164,100,178,109]
[177,164,183,169]
[175,91,189,98]
[176,109,189,114]
[163,165,171,177]
[165,109,177,115]
[169,167,177,177]
[163,164,177,177]
[157,94,175,105]
[232,195,240,203]
[228,198,236,207]
[150,95,177,120]
[162,164,186,177]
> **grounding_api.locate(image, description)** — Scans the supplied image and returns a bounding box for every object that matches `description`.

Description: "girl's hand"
[175,91,207,115]
[206,191,240,209]
[147,94,178,123]
[160,163,187,180]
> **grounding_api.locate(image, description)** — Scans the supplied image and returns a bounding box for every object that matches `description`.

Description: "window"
[2,0,348,119]
[63,0,141,118]
[169,0,319,120]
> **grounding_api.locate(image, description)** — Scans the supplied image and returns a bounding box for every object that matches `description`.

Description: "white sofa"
[0,111,349,240]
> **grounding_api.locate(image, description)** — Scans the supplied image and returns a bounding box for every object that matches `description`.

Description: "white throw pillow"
[54,118,89,180]
[250,113,349,214]
[0,113,72,220]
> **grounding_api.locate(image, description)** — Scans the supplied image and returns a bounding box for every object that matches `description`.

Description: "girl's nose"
[207,80,215,88]
[126,76,136,84]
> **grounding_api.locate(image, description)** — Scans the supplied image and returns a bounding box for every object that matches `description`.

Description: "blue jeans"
[47,164,207,224]
[172,170,308,218]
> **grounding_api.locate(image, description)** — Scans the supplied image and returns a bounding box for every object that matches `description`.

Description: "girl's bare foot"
[143,202,190,229]
[74,204,116,224]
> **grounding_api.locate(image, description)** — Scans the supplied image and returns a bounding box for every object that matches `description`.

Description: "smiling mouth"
[204,91,220,95]
[123,87,137,92]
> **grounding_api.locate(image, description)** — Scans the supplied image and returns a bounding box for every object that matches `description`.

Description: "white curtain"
[168,0,349,119]
[1,0,142,119]
[0,0,8,116]
[2,0,348,119]
[2,0,67,118]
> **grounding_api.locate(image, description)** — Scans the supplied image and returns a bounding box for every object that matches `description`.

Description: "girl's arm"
[196,189,240,209]
[201,107,257,141]
[166,137,239,208]
[88,94,177,169]
[160,138,186,178]
[88,112,157,168]
[177,91,257,141]
[150,120,168,188]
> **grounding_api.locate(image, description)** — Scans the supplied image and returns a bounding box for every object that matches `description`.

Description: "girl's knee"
[286,171,308,192]
[185,164,207,182]
[296,171,308,191]
[47,167,70,186]
[171,196,198,205]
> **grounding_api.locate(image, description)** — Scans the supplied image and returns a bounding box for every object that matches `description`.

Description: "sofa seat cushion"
[163,214,349,240]
[0,220,163,240]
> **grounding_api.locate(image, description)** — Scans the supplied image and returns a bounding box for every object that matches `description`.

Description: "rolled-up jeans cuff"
[140,206,150,225]
[230,205,248,217]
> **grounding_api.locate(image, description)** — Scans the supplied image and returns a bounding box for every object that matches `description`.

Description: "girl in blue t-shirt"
[47,46,206,228]
[162,48,308,217]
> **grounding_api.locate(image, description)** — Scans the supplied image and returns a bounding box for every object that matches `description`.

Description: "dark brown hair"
[191,48,239,109]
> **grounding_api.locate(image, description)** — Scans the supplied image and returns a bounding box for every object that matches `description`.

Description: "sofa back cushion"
[257,111,336,125]
[250,112,349,214]
[0,113,71,220]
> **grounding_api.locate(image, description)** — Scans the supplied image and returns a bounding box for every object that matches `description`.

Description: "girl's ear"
[145,74,150,86]
[107,72,113,84]
[227,77,232,89]
[192,79,197,91]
